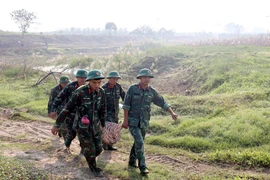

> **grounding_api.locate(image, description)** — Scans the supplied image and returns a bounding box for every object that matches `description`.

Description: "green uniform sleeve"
[55,91,79,127]
[123,86,132,111]
[47,89,55,114]
[51,86,68,112]
[152,90,170,110]
[120,86,126,102]
[99,90,107,127]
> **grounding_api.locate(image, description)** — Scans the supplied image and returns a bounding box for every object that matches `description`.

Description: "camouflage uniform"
[102,82,125,123]
[48,84,65,115]
[123,83,170,171]
[55,85,106,173]
[48,84,68,137]
[51,81,80,148]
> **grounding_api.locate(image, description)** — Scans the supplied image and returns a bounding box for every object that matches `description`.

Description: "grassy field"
[0,42,270,179]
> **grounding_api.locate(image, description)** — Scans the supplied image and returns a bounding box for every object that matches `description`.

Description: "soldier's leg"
[65,116,77,148]
[129,126,146,171]
[78,128,102,177]
[128,143,137,167]
[58,123,68,138]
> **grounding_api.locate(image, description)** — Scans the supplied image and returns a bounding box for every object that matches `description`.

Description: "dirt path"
[0,108,270,179]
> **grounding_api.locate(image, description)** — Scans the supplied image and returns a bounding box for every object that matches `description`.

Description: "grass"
[0,155,50,179]
[0,44,270,178]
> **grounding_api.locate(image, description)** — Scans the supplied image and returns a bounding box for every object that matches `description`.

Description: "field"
[0,33,270,179]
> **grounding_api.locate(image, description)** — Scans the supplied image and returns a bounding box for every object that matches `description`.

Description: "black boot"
[107,145,117,151]
[88,158,103,177]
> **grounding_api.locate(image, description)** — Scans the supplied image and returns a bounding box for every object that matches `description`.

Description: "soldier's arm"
[47,89,54,114]
[51,86,68,112]
[54,91,79,128]
[120,86,126,102]
[153,90,178,121]
[99,90,107,128]
[122,87,132,128]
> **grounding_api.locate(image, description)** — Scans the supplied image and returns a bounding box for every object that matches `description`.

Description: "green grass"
[0,155,50,179]
[1,44,270,175]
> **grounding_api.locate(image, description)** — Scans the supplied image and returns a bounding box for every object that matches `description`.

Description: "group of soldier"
[48,68,178,177]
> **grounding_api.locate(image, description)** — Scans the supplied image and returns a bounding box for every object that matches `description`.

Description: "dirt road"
[0,107,269,179]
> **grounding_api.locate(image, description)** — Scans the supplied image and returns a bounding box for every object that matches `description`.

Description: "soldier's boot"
[139,160,149,175]
[88,158,103,177]
[107,145,117,151]
[128,160,138,168]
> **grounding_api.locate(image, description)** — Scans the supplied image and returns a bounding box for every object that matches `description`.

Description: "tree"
[10,9,37,36]
[105,22,117,35]
[224,23,244,35]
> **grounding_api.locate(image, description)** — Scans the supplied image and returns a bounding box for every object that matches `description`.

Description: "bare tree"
[105,22,117,35]
[10,9,37,36]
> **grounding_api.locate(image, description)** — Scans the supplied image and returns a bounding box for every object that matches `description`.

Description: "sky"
[1,0,270,33]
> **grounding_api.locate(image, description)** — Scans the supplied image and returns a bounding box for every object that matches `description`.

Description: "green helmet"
[107,71,121,79]
[59,75,70,84]
[75,69,88,78]
[86,69,105,81]
[137,68,154,79]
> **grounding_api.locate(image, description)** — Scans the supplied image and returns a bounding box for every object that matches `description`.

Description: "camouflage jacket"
[55,84,107,134]
[51,81,79,113]
[48,84,65,114]
[102,82,125,113]
[123,83,170,128]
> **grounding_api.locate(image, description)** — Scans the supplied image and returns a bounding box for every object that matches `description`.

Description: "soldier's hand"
[122,121,128,129]
[171,113,178,121]
[51,126,59,135]
[49,112,57,119]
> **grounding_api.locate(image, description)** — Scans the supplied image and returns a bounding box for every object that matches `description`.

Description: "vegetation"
[0,155,49,179]
[0,34,270,178]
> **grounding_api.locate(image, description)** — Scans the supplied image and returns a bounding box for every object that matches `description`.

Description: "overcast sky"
[1,0,270,33]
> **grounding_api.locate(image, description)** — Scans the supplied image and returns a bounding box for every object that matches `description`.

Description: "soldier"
[122,68,178,175]
[48,75,70,137]
[51,69,107,177]
[50,69,88,150]
[102,71,125,151]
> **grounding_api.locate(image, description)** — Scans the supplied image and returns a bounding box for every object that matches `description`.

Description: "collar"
[107,82,116,90]
[138,83,150,91]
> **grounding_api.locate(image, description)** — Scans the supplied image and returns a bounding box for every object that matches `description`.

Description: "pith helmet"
[107,71,121,79]
[59,75,70,84]
[75,69,88,78]
[86,69,105,81]
[137,68,154,79]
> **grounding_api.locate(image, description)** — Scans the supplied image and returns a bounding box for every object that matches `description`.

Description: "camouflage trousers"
[64,114,77,148]
[129,126,146,170]
[106,110,119,124]
[77,124,103,166]
[58,123,68,138]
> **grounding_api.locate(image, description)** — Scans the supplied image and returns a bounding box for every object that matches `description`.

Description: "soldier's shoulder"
[51,85,59,91]
[68,81,77,87]
[99,87,105,93]
[116,83,123,88]
[102,82,108,88]
[76,84,88,91]
[129,83,139,88]
[149,86,158,93]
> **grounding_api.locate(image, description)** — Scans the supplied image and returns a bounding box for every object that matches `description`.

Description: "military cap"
[137,68,154,79]
[107,71,121,79]
[86,69,105,81]
[59,75,70,84]
[75,69,88,78]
